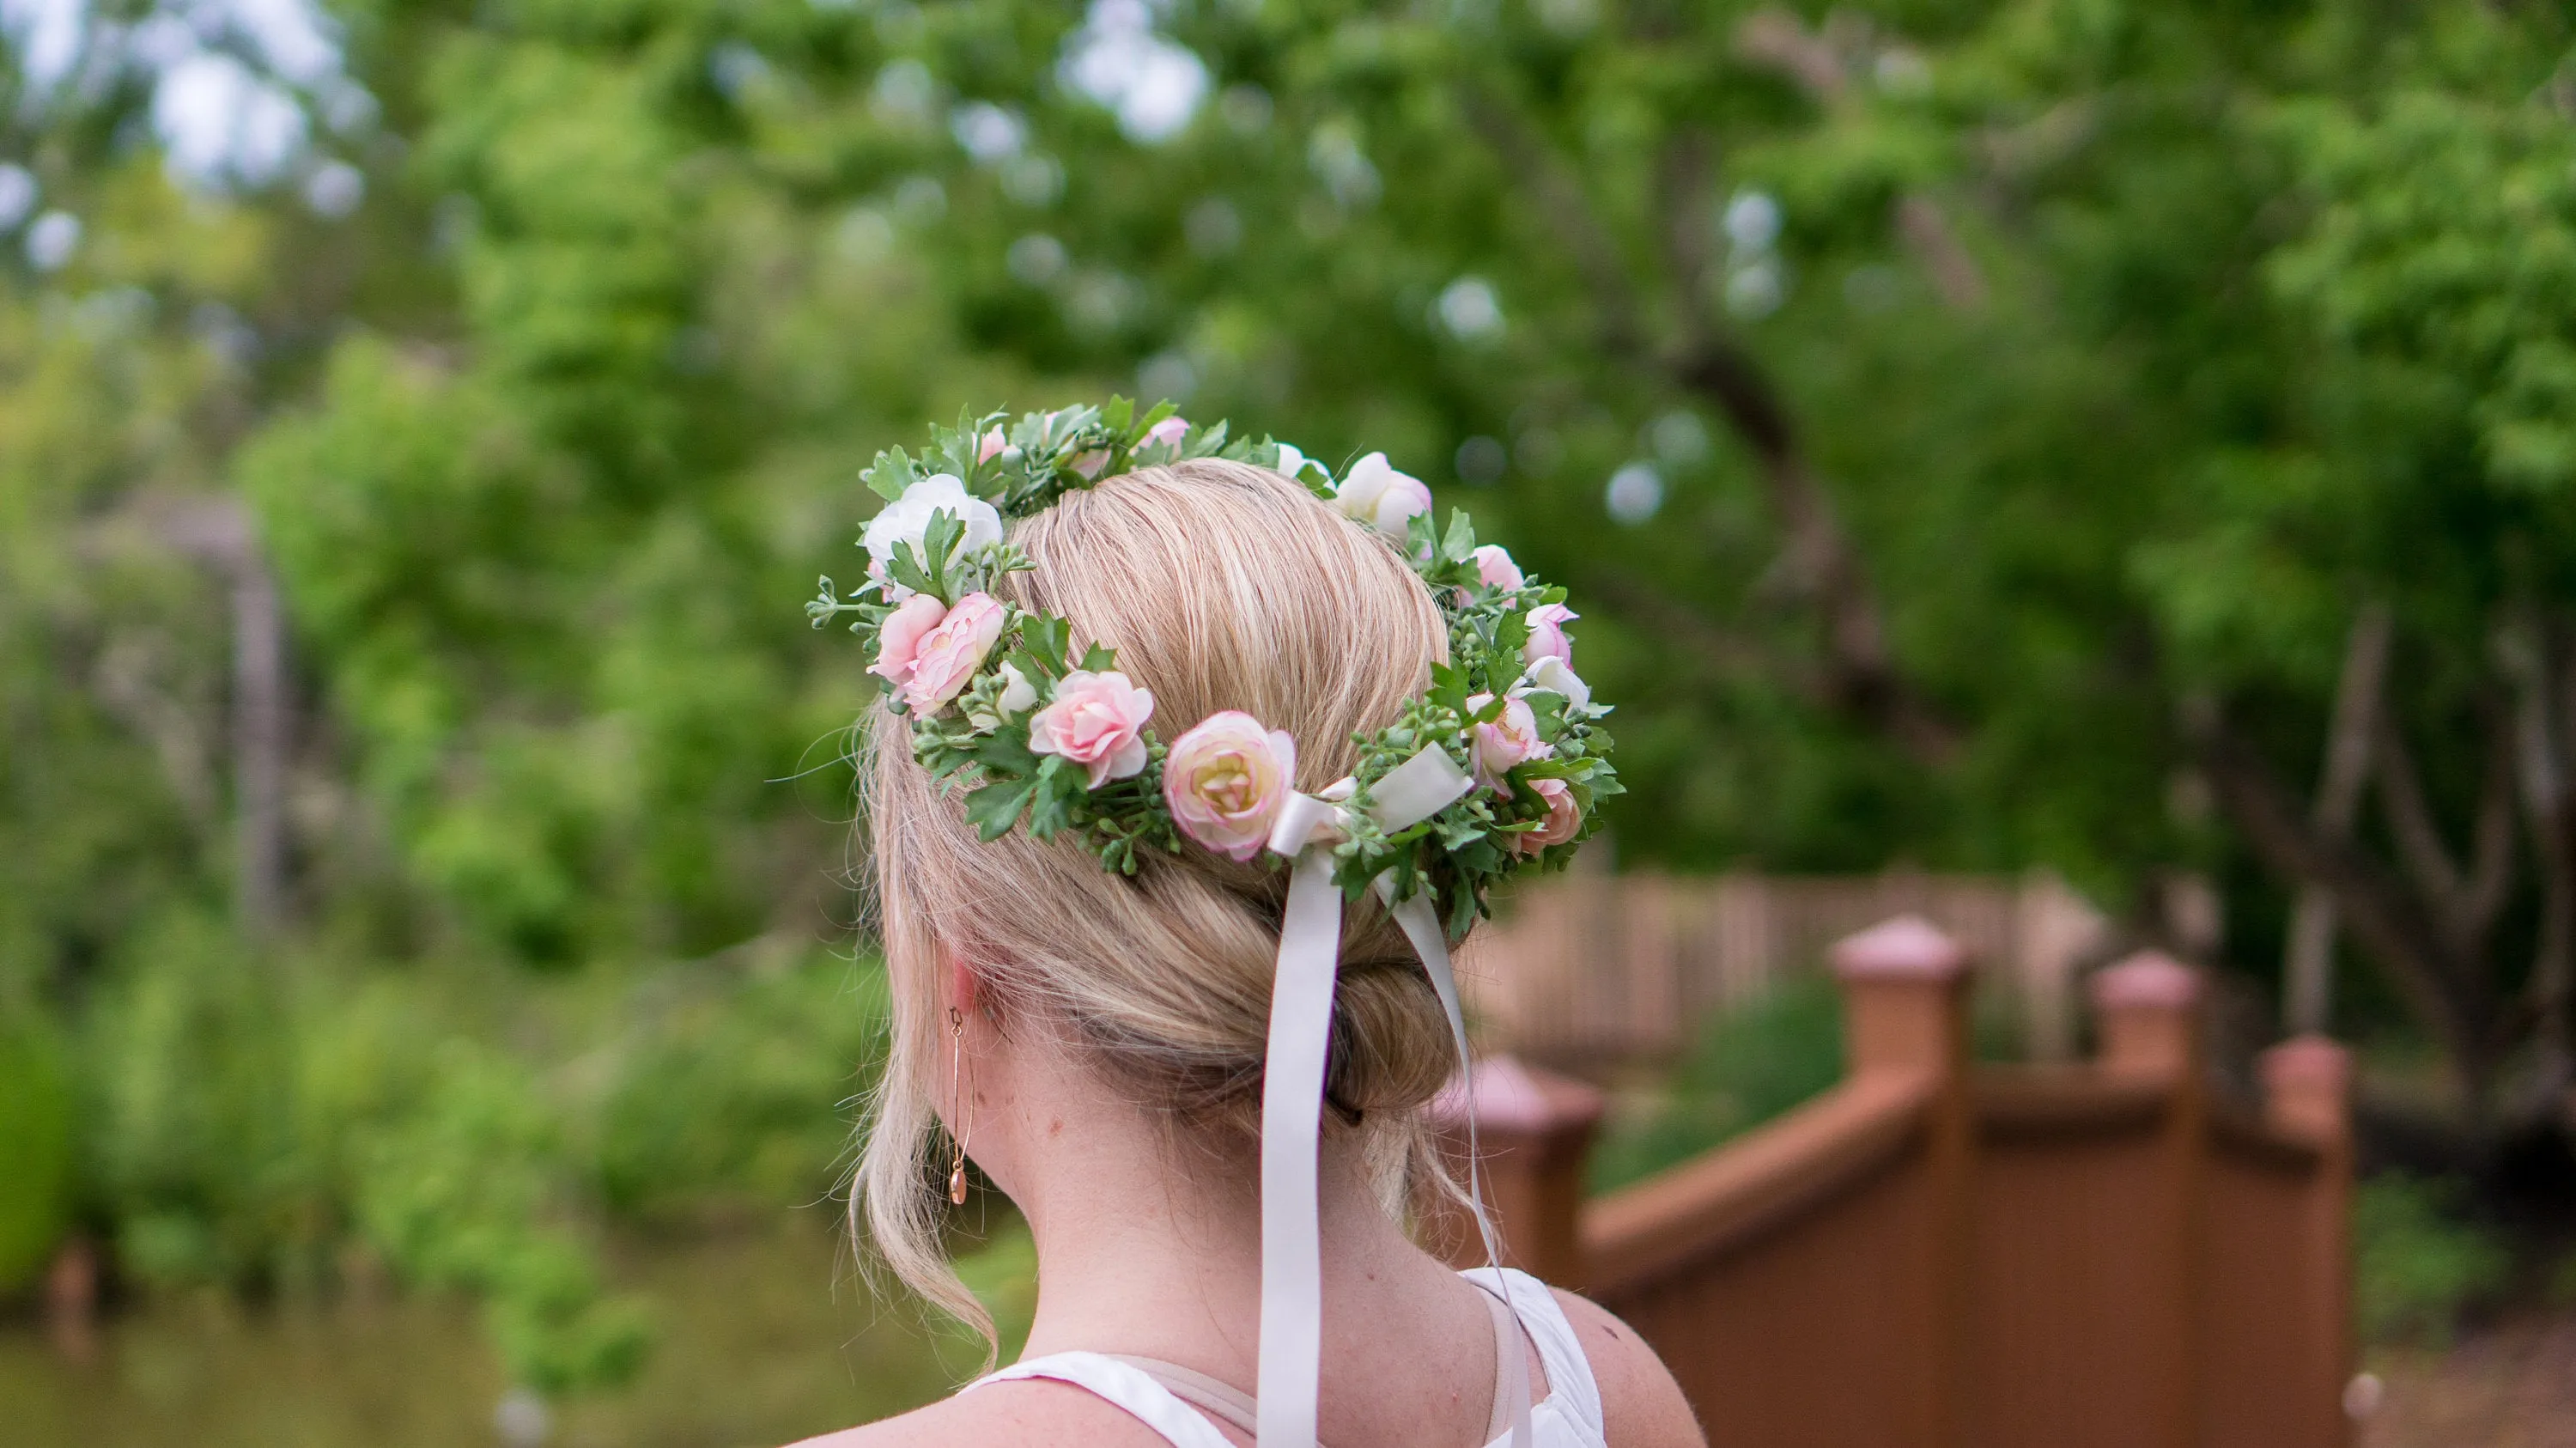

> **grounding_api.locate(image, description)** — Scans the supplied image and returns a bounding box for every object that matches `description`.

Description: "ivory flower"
[1163,711,1298,861]
[870,592,951,691]
[1273,441,1313,484]
[1467,692,1551,787]
[1516,777,1581,854]
[1144,416,1189,451]
[1029,670,1156,788]
[863,474,1004,577]
[1473,545,1524,592]
[1334,453,1432,541]
[1513,655,1591,711]
[902,593,1007,714]
[996,661,1037,715]
[1522,603,1577,667]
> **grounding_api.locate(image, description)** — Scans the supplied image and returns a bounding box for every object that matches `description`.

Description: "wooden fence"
[1458,869,2111,1065]
[1437,916,2353,1448]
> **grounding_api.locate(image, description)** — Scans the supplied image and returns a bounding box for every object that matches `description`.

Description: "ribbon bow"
[1254,745,1536,1448]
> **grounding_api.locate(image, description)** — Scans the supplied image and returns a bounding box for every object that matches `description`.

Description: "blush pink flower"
[1473,545,1524,592]
[1145,416,1189,450]
[1163,711,1297,861]
[1522,603,1577,667]
[1071,448,1111,479]
[901,592,1007,714]
[978,427,1006,462]
[1516,776,1581,855]
[870,592,951,691]
[1334,453,1433,541]
[1467,691,1551,788]
[1029,670,1156,788]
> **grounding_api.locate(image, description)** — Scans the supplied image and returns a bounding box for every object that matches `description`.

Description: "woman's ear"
[944,945,981,1020]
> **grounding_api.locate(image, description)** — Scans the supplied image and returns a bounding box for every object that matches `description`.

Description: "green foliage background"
[3,0,2573,1396]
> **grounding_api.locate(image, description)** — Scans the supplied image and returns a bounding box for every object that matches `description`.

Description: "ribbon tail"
[1382,885,1535,1448]
[1256,849,1343,1448]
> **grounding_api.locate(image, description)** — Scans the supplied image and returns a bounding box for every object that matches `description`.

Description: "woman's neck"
[965,1015,1447,1373]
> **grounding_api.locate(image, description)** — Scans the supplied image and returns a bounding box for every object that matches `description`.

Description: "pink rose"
[1473,545,1524,592]
[978,427,1006,462]
[1145,416,1189,450]
[1522,603,1577,667]
[902,592,1007,714]
[870,591,950,691]
[1467,691,1550,787]
[1516,776,1581,854]
[1163,711,1297,861]
[1029,670,1156,788]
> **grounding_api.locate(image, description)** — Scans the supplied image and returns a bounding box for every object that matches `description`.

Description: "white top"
[963,1268,1607,1448]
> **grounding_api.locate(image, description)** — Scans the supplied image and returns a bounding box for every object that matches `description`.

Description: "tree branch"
[2195,709,2499,1099]
[2282,603,2391,1032]
[2376,704,2469,914]
[1462,77,1963,765]
[2463,703,2518,948]
[1735,9,1987,311]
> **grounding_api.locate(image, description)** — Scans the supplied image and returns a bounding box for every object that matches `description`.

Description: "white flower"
[1334,452,1431,541]
[862,473,1005,576]
[1273,441,1317,485]
[1512,655,1592,712]
[997,661,1037,715]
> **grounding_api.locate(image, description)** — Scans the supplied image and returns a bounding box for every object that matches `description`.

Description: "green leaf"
[1079,642,1117,673]
[973,727,1042,776]
[1441,508,1476,563]
[1492,609,1529,669]
[1024,758,1080,838]
[1021,616,1071,675]
[964,775,1042,841]
[863,447,920,503]
[885,540,943,603]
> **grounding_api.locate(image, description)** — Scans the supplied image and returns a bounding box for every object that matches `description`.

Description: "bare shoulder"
[1548,1287,1706,1448]
[784,1376,1175,1448]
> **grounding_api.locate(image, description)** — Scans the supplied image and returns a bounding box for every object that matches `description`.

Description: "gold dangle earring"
[946,1006,971,1206]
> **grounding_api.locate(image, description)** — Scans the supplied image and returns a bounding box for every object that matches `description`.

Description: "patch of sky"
[1060,0,1208,144]
[5,0,372,191]
[1605,461,1664,524]
[0,164,36,230]
[951,102,1026,164]
[1436,277,1504,342]
[26,209,80,271]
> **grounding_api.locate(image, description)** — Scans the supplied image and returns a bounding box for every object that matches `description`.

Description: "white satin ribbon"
[1254,745,1533,1448]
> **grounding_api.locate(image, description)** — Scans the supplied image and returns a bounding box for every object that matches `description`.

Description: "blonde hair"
[853,458,1465,1348]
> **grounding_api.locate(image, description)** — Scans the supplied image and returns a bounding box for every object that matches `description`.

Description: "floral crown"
[807,398,1619,937]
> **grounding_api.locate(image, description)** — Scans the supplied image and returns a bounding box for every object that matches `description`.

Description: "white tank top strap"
[967,1352,1240,1448]
[966,1269,1607,1448]
[1460,1266,1608,1443]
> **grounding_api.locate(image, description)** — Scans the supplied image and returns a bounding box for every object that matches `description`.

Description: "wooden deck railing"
[1437,915,2353,1448]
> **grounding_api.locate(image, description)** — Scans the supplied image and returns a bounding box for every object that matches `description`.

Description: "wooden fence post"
[2262,1036,2354,1448]
[1830,915,1974,1448]
[2092,952,2207,1448]
[1431,1053,1607,1286]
